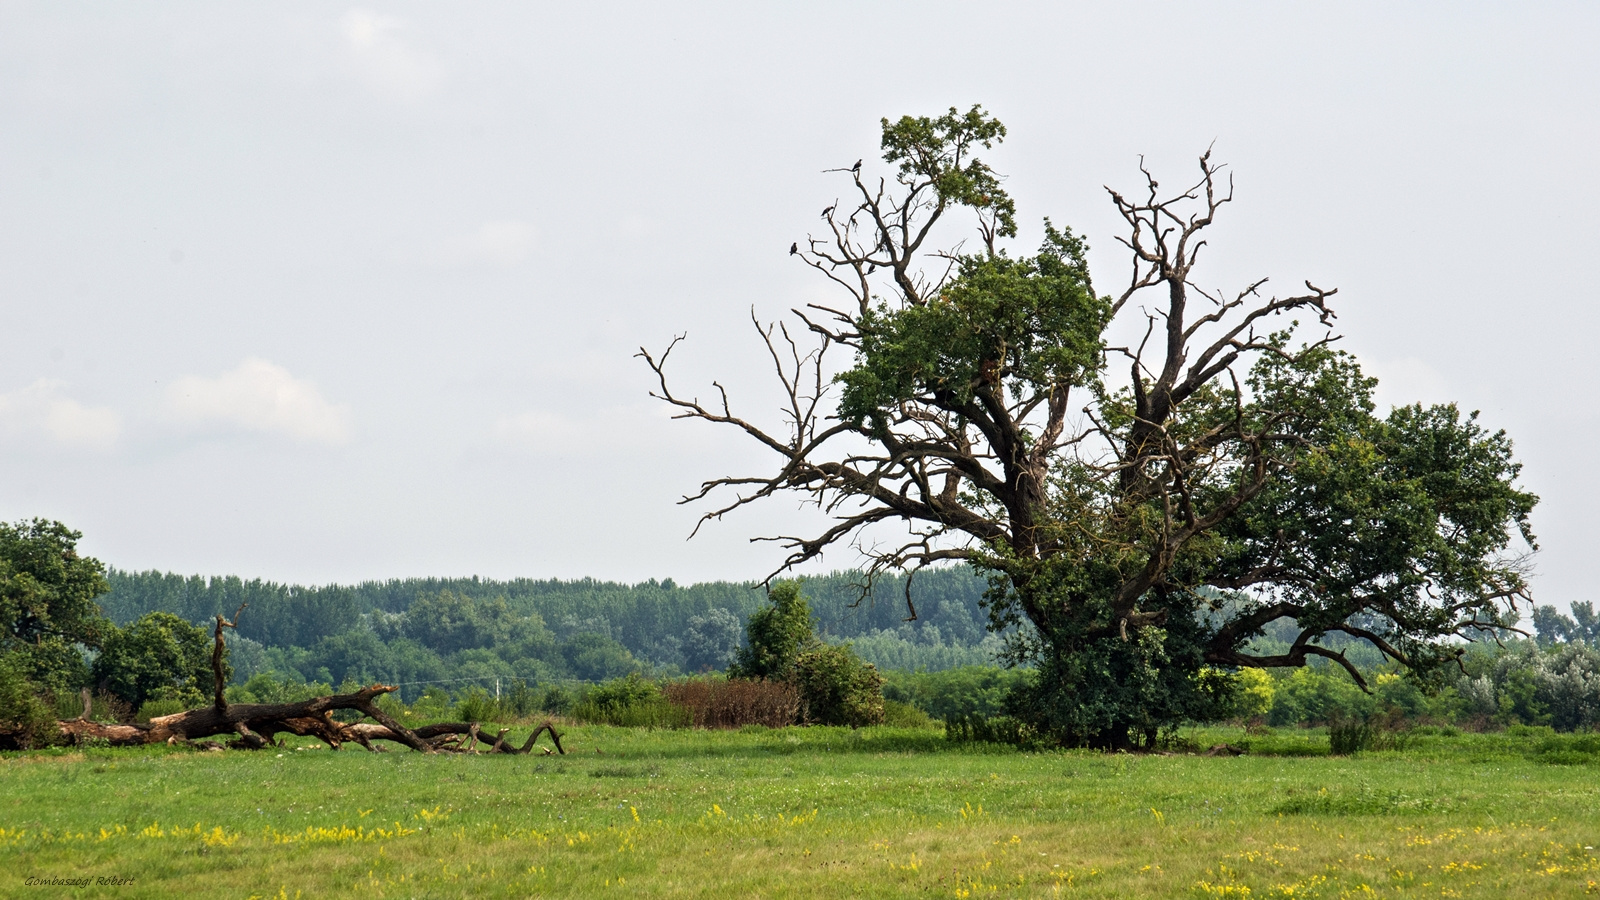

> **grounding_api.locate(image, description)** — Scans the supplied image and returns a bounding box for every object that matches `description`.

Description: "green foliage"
[10,636,91,699]
[1328,720,1378,756]
[728,581,886,728]
[97,566,1000,695]
[879,105,1016,243]
[454,688,499,724]
[944,713,1035,748]
[561,632,638,681]
[0,520,110,707]
[1455,640,1600,731]
[682,607,742,672]
[1234,668,1275,720]
[91,612,216,709]
[586,672,660,710]
[1532,601,1600,648]
[1267,666,1375,727]
[0,654,59,749]
[838,224,1107,432]
[880,699,934,729]
[845,628,1003,672]
[0,519,111,651]
[793,643,884,728]
[572,674,690,728]
[1008,621,1238,750]
[539,684,575,715]
[668,109,1540,751]
[225,672,335,705]
[134,698,191,722]
[728,581,815,682]
[881,665,1029,722]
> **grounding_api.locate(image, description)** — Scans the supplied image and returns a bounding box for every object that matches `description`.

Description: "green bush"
[135,698,190,722]
[407,687,455,723]
[50,689,127,723]
[1329,720,1377,756]
[944,713,1035,747]
[455,688,499,723]
[539,684,575,715]
[882,699,934,729]
[793,643,884,728]
[92,612,215,709]
[571,674,691,728]
[882,666,1029,721]
[0,657,59,749]
[225,672,334,705]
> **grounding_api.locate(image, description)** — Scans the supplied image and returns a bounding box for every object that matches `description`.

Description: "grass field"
[2,724,1598,899]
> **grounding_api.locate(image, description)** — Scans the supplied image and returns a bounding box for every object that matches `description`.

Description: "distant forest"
[101,567,1009,699]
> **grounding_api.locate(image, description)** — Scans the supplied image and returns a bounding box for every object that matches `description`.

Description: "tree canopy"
[0,519,111,695]
[643,106,1538,747]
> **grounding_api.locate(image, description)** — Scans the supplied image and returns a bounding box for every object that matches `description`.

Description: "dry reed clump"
[662,679,801,729]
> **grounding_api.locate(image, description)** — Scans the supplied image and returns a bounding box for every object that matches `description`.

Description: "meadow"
[2,725,1598,899]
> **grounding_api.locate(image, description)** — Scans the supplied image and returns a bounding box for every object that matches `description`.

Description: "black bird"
[821,205,834,219]
[851,159,862,174]
[789,242,798,255]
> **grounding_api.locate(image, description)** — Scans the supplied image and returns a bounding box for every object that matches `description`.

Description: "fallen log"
[340,720,565,754]
[9,604,564,755]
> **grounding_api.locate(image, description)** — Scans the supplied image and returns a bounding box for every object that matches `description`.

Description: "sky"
[0,3,1595,607]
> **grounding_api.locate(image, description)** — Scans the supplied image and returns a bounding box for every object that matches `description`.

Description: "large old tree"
[642,107,1537,747]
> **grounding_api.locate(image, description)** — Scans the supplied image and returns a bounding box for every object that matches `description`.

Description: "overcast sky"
[1,3,1595,607]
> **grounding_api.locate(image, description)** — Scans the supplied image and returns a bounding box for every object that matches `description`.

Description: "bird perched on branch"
[851,159,862,174]
[789,242,798,255]
[821,205,834,219]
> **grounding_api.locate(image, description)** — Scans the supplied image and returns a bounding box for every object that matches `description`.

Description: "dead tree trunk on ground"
[11,605,564,755]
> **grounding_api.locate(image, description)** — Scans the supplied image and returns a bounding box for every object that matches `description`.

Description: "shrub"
[882,699,934,728]
[455,688,499,723]
[571,674,691,728]
[1234,667,1275,721]
[1329,719,1377,755]
[793,643,884,727]
[225,672,333,705]
[1456,642,1600,731]
[539,684,575,715]
[882,666,1029,721]
[662,677,801,728]
[0,657,58,749]
[50,689,129,723]
[135,698,190,722]
[945,713,1035,747]
[92,612,215,709]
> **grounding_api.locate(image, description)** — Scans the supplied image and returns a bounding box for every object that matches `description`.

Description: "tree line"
[97,564,1002,700]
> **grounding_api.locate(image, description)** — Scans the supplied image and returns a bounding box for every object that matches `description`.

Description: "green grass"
[2,724,1599,898]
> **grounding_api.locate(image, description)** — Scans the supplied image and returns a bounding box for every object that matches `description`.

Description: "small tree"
[730,581,885,727]
[793,644,885,727]
[1,519,111,697]
[728,581,815,681]
[92,612,216,710]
